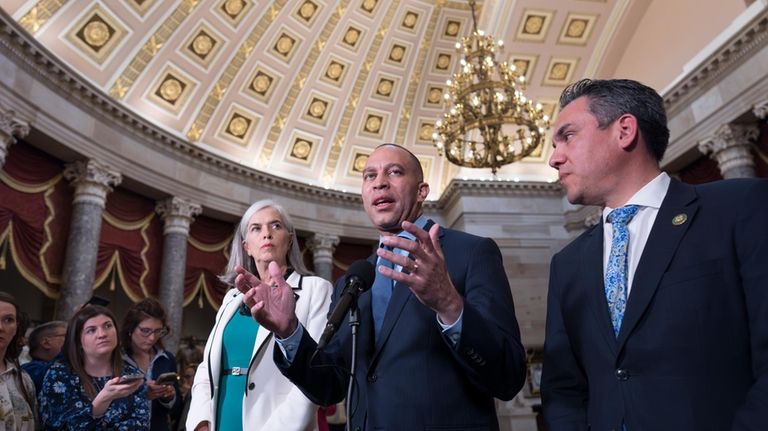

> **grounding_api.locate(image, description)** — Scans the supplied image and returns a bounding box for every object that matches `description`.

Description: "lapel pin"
[672,213,687,226]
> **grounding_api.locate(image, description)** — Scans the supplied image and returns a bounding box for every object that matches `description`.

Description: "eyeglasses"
[136,327,169,338]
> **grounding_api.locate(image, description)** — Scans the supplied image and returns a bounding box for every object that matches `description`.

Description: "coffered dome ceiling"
[1,0,745,198]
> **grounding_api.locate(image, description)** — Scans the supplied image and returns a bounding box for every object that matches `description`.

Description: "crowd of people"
[2,78,766,430]
[1,294,189,430]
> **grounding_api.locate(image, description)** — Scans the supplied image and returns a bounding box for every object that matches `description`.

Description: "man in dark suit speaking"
[542,79,768,430]
[237,143,526,430]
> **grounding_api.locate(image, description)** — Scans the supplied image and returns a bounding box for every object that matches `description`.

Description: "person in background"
[21,320,67,392]
[176,336,202,373]
[0,291,37,430]
[40,304,149,430]
[16,310,31,365]
[186,199,332,431]
[172,362,197,431]
[541,79,768,430]
[122,298,181,430]
[238,144,527,429]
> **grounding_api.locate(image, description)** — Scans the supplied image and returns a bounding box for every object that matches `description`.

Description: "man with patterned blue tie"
[237,143,527,430]
[541,79,768,431]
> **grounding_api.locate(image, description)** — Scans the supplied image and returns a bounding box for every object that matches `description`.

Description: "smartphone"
[155,372,178,386]
[119,373,145,383]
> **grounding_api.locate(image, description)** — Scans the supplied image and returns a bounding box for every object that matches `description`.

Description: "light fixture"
[432,0,550,174]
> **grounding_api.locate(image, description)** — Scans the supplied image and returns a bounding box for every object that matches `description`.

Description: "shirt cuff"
[437,310,463,346]
[274,324,304,364]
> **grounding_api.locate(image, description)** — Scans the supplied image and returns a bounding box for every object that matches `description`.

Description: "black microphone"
[316,260,375,350]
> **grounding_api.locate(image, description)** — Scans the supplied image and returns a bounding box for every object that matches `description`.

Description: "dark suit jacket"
[276,224,527,430]
[542,178,768,431]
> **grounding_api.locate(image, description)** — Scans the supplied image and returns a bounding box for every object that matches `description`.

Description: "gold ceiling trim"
[186,0,288,141]
[323,0,401,183]
[17,0,68,34]
[109,0,201,99]
[259,0,351,167]
[394,2,443,147]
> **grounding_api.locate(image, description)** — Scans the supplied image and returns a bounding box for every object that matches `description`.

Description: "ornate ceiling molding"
[0,9,362,209]
[663,6,768,116]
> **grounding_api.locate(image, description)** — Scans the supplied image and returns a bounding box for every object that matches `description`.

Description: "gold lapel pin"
[672,213,687,226]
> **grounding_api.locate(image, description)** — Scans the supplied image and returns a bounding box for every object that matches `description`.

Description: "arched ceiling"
[1,0,746,198]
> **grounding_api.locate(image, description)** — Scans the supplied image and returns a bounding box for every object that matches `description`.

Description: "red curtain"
[0,141,71,297]
[95,188,163,301]
[185,215,232,308]
[0,141,234,308]
[677,155,723,184]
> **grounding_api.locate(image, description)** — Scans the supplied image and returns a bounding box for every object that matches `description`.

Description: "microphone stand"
[345,300,360,431]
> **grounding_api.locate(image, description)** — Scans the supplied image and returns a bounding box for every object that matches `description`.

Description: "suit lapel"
[617,180,698,349]
[582,223,619,355]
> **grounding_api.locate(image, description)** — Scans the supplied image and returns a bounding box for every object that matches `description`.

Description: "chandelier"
[432,0,550,174]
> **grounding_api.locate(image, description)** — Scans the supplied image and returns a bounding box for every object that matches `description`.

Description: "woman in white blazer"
[187,199,332,431]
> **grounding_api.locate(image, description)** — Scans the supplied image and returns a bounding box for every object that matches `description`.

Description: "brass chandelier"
[432,0,550,174]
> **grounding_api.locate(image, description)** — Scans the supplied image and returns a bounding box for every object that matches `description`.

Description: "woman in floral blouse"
[0,291,37,430]
[40,304,150,430]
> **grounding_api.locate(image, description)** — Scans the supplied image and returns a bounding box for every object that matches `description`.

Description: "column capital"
[584,208,602,228]
[698,123,758,179]
[754,100,768,120]
[307,232,341,254]
[698,123,760,154]
[0,108,31,167]
[155,197,202,236]
[63,159,122,207]
[308,232,340,281]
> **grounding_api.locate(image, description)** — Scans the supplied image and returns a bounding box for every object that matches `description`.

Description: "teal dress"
[215,307,259,430]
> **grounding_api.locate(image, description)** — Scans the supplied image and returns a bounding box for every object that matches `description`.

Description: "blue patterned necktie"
[605,205,640,337]
[372,246,394,341]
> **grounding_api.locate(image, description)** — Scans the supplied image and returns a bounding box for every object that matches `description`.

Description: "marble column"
[698,124,759,179]
[155,197,202,354]
[307,233,339,282]
[0,108,30,169]
[55,160,122,321]
[754,100,768,120]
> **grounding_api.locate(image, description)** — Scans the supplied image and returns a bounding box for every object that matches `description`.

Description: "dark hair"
[0,291,24,361]
[65,305,124,399]
[376,143,425,182]
[28,320,67,356]
[121,298,168,357]
[0,291,37,411]
[559,79,670,162]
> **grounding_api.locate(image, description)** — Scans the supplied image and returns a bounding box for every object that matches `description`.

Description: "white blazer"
[186,272,332,431]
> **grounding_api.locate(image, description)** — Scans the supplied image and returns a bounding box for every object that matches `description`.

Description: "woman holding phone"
[186,199,333,431]
[122,298,181,430]
[40,304,149,430]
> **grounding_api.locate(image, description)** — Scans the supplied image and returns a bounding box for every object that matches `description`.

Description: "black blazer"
[276,224,527,430]
[542,178,768,431]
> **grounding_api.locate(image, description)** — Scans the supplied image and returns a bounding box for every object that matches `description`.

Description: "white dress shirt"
[602,172,671,297]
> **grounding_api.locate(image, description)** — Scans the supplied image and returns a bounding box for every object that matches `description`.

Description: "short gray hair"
[219,199,311,286]
[28,320,67,354]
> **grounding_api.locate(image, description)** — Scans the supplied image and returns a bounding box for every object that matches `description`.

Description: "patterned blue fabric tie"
[605,205,640,337]
[372,246,394,341]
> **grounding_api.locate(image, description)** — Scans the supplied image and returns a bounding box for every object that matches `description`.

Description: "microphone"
[316,260,375,350]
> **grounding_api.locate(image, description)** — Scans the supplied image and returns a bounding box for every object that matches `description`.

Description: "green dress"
[215,307,259,430]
